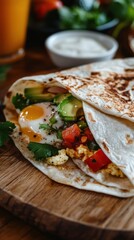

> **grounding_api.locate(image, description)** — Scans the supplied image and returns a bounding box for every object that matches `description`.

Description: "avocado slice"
[53,93,71,105]
[24,87,55,102]
[58,95,83,121]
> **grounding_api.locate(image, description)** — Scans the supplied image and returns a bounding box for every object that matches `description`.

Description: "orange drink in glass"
[0,0,31,64]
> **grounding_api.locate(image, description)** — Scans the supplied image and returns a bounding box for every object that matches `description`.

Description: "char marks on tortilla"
[3,58,134,197]
[55,58,134,121]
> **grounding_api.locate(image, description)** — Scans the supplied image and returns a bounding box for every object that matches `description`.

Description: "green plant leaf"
[0,121,16,147]
[28,142,58,160]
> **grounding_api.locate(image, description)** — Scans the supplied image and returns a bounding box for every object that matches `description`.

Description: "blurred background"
[28,0,134,54]
[0,0,134,83]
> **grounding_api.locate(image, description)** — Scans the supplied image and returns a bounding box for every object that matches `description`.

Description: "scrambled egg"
[47,144,125,178]
[101,163,125,178]
[66,144,125,178]
[46,149,69,165]
[66,144,93,161]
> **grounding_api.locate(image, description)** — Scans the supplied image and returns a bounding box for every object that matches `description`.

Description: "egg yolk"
[19,105,44,120]
[21,127,42,142]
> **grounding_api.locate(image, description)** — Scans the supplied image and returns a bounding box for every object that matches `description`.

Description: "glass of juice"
[0,0,31,64]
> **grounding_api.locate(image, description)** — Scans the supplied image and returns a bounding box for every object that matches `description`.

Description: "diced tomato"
[85,149,111,172]
[62,124,81,144]
[33,0,63,19]
[83,128,94,141]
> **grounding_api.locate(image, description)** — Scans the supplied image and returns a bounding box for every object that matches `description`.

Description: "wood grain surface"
[0,140,134,240]
[0,207,56,240]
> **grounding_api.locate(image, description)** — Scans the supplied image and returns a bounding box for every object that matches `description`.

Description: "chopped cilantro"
[49,116,57,125]
[0,121,16,147]
[40,123,63,139]
[28,142,58,160]
[57,130,62,139]
[39,120,57,133]
[12,93,31,111]
[39,123,51,131]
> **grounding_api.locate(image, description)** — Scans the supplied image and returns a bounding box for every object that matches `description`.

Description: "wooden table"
[0,38,132,240]
[0,207,57,240]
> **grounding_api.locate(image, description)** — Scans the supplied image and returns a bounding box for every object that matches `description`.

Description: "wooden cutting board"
[0,136,134,240]
[0,65,134,240]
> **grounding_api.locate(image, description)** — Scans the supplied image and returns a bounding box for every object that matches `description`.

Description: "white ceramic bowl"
[45,30,118,68]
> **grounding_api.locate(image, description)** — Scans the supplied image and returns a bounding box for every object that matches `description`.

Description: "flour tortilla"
[6,127,134,198]
[55,58,134,122]
[3,73,134,197]
[55,58,134,188]
[4,86,134,198]
[73,102,134,188]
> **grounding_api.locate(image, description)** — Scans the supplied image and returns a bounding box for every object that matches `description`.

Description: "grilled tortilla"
[54,58,134,186]
[3,64,134,197]
[55,58,134,121]
[73,102,134,188]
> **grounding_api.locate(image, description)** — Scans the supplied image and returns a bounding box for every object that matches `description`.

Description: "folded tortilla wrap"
[73,102,134,188]
[3,68,134,197]
[54,58,134,186]
[55,58,134,122]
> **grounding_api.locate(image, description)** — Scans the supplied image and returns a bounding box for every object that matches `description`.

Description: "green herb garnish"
[57,130,62,139]
[0,121,16,147]
[12,93,31,111]
[39,123,52,131]
[49,116,57,125]
[39,123,55,133]
[28,142,58,160]
[39,116,57,133]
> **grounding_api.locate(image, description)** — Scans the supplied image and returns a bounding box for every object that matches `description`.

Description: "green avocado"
[53,93,71,105]
[24,87,55,102]
[58,95,83,121]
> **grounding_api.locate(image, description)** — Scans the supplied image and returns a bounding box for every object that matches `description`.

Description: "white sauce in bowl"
[52,36,107,58]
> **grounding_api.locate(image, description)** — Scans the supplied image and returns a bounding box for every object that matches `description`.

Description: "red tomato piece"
[85,149,111,172]
[62,124,81,143]
[84,128,94,141]
[33,0,63,19]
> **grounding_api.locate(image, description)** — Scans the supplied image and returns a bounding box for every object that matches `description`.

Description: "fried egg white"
[18,102,63,146]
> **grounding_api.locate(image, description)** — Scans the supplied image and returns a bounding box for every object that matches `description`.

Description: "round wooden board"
[0,143,134,240]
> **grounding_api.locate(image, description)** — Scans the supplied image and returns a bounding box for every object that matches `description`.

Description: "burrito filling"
[5,86,125,178]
